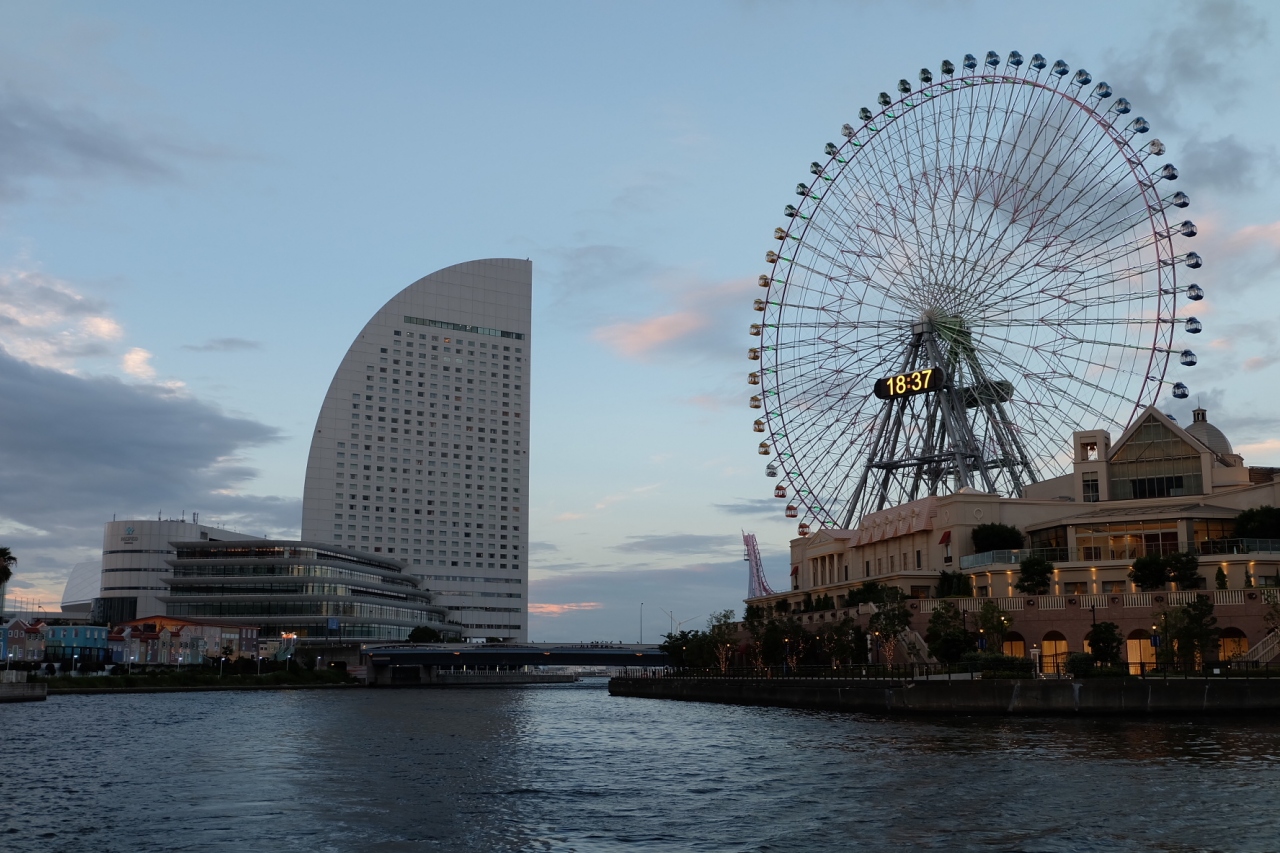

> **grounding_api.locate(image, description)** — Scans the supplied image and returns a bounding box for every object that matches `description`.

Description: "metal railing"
[625,660,1280,681]
[960,548,1070,570]
[1197,538,1280,555]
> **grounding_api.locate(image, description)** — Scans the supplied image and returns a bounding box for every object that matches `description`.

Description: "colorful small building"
[1,620,45,664]
[108,616,258,666]
[42,624,111,665]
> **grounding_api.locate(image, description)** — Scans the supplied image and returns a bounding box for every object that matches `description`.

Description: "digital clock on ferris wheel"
[873,368,941,400]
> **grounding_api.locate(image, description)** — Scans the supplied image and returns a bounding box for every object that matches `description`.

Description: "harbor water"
[4,679,1280,852]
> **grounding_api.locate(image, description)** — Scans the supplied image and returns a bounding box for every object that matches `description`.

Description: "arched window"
[1002,631,1026,658]
[1126,628,1155,675]
[1219,627,1249,660]
[1042,631,1068,675]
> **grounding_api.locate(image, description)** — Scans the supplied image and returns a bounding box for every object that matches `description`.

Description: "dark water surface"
[4,680,1280,852]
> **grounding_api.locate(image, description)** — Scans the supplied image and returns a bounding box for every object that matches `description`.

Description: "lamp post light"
[219,656,226,677]
[257,655,263,676]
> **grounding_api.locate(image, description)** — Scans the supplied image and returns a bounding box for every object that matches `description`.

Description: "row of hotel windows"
[171,563,419,588]
[168,600,439,620]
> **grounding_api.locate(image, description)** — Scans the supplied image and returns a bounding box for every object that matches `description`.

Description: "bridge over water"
[364,642,669,674]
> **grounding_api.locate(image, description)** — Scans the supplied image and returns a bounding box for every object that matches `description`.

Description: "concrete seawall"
[0,683,47,703]
[609,676,1280,715]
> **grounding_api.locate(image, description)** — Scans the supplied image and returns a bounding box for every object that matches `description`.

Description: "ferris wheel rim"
[753,53,1199,531]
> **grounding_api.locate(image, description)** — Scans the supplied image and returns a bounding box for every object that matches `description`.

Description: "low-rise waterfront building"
[108,616,259,666]
[1,620,45,664]
[160,540,456,642]
[748,406,1280,668]
[43,624,111,665]
[94,519,262,624]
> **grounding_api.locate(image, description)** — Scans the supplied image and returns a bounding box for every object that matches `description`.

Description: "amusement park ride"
[745,51,1204,594]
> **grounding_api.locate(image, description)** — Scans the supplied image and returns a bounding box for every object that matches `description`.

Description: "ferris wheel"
[750,51,1204,534]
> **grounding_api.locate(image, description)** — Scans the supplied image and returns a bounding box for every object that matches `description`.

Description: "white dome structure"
[1186,407,1233,457]
[60,560,101,613]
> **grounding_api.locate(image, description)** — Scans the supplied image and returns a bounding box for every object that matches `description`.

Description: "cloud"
[612,533,736,555]
[1104,0,1267,126]
[553,512,585,522]
[121,347,156,379]
[182,337,263,353]
[593,310,708,359]
[528,559,748,642]
[0,268,123,370]
[713,497,784,517]
[0,86,175,201]
[592,276,755,362]
[1180,135,1267,194]
[528,602,602,616]
[0,348,288,602]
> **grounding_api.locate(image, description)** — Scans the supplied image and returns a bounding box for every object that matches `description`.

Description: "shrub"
[1015,555,1053,595]
[1236,505,1280,539]
[936,570,972,598]
[972,523,1024,553]
[1065,652,1096,678]
[959,651,1035,678]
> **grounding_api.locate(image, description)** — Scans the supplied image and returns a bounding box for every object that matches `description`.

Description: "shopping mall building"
[746,406,1280,667]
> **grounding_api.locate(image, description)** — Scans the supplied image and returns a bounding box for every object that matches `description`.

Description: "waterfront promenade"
[611,670,1280,715]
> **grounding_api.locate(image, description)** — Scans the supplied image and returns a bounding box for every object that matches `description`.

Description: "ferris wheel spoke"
[759,57,1187,529]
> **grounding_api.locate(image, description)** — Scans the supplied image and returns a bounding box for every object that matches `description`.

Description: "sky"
[1,0,1278,641]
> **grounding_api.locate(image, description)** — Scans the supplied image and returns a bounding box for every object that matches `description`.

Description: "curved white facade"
[301,258,531,642]
[60,561,102,613]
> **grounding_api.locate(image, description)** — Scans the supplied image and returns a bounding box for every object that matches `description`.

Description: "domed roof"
[1185,408,1233,456]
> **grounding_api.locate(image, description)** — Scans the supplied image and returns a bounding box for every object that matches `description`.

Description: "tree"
[972,523,1024,553]
[1129,555,1168,591]
[1015,555,1053,595]
[936,570,972,598]
[816,617,864,669]
[407,625,442,643]
[1172,596,1219,668]
[1215,566,1228,590]
[1084,621,1124,665]
[846,581,888,606]
[1165,551,1203,590]
[707,609,739,674]
[976,600,1012,652]
[868,589,912,665]
[0,546,15,589]
[924,601,974,664]
[1235,505,1280,540]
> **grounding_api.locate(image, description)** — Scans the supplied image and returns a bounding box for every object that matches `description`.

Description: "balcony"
[1196,538,1280,555]
[960,548,1069,570]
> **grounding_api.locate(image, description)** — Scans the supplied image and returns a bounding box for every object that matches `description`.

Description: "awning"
[938,530,951,545]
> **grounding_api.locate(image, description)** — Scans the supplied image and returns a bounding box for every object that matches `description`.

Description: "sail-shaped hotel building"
[301,258,532,641]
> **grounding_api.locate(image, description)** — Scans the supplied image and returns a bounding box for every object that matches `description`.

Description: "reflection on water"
[4,681,1280,851]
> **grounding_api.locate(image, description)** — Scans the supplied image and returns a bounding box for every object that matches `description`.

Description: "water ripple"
[4,681,1280,851]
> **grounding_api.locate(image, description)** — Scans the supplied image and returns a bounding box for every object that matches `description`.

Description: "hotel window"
[1103,580,1126,594]
[1064,582,1088,595]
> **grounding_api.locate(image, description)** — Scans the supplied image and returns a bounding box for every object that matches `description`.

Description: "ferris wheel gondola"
[751,51,1204,533]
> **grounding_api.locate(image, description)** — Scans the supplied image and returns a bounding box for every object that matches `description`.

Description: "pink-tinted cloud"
[529,602,603,616]
[1226,220,1280,250]
[593,310,707,358]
